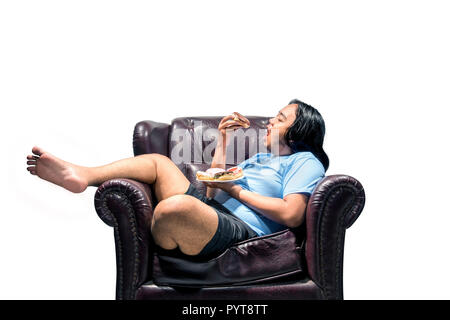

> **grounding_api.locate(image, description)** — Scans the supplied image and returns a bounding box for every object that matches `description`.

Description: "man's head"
[264,99,329,171]
[264,103,298,155]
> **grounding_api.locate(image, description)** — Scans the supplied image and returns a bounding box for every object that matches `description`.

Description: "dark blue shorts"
[184,183,258,260]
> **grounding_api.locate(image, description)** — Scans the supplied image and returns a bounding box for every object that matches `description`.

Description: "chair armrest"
[133,120,170,156]
[305,174,365,299]
[94,178,155,300]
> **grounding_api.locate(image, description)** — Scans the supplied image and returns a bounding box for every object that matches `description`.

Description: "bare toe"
[27,155,39,160]
[27,160,36,165]
[32,146,45,156]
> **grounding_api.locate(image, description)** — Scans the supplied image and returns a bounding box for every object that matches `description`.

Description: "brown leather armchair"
[94,116,365,300]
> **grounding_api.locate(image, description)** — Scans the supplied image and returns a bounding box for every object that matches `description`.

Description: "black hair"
[284,99,329,171]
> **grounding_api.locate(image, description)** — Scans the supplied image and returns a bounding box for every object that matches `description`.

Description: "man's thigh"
[151,194,219,256]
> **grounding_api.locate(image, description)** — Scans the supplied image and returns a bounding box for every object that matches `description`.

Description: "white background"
[1,0,449,299]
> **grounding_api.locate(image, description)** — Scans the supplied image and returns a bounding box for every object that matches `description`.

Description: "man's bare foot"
[26,146,89,193]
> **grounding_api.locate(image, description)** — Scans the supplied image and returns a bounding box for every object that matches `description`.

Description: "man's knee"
[151,195,192,230]
[137,153,170,164]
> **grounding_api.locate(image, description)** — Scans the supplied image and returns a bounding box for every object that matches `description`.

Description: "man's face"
[264,103,298,151]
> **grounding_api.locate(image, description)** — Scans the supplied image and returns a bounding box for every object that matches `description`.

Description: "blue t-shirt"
[213,152,325,236]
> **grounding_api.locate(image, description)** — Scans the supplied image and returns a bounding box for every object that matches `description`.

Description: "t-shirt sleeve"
[237,159,247,169]
[282,158,325,198]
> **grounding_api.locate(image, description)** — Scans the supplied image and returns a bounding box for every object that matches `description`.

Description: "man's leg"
[26,146,218,255]
[26,146,190,202]
[151,194,219,256]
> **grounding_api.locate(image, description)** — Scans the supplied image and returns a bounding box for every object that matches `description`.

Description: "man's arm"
[206,135,227,198]
[206,113,251,198]
[214,183,308,228]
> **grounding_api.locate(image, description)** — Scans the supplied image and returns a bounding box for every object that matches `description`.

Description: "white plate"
[196,175,245,183]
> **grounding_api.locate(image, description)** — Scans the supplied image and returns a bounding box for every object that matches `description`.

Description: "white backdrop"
[1,0,449,299]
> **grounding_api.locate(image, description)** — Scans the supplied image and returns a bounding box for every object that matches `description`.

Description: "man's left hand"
[202,181,242,197]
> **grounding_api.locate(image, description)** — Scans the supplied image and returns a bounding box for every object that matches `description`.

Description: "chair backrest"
[168,116,270,194]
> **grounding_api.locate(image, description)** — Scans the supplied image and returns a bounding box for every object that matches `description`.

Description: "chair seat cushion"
[151,229,305,287]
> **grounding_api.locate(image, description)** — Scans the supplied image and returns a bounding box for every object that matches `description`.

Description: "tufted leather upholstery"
[94,116,365,300]
[152,228,305,287]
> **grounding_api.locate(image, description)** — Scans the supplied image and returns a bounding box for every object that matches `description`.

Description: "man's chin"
[263,140,285,155]
[263,139,271,151]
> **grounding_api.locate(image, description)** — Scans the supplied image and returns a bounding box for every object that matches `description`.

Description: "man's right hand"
[218,112,250,145]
